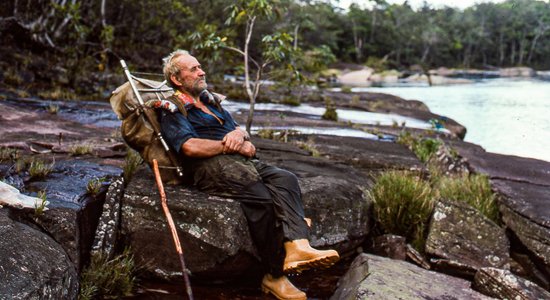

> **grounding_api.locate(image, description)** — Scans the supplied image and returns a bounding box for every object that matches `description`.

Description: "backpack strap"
[146,89,224,117]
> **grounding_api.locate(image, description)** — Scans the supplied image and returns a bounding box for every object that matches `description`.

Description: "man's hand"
[238,141,256,158]
[222,129,247,153]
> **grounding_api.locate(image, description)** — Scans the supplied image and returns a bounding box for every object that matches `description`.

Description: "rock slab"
[331,253,494,300]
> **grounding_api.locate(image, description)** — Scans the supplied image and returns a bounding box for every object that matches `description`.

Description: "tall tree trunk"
[499,31,505,66]
[244,16,256,133]
[293,24,299,50]
[369,9,377,43]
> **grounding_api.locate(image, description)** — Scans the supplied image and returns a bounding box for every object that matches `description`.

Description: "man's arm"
[182,138,256,158]
[222,126,250,153]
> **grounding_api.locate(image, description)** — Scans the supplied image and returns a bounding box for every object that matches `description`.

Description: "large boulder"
[0,209,78,299]
[120,141,372,281]
[474,267,550,299]
[330,253,493,300]
[426,199,510,277]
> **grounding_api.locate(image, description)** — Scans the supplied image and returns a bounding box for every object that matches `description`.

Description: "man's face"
[172,55,207,95]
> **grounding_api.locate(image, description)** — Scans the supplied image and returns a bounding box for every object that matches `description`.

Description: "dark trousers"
[189,154,309,277]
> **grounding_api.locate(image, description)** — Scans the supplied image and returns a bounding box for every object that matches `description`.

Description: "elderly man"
[159,49,339,300]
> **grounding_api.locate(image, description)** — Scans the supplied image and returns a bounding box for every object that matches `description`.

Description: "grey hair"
[162,49,190,88]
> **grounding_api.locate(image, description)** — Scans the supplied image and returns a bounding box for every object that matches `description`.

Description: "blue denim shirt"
[160,104,239,154]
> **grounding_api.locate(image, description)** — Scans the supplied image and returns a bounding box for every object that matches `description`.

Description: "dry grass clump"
[123,149,143,182]
[28,159,55,179]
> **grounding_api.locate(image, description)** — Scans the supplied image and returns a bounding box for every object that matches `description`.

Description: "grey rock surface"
[426,199,510,276]
[331,253,494,300]
[474,267,550,300]
[0,210,78,299]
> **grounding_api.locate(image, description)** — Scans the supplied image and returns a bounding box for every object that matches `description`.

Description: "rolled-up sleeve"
[160,110,198,154]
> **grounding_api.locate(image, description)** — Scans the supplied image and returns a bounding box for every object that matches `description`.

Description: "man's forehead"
[176,55,200,69]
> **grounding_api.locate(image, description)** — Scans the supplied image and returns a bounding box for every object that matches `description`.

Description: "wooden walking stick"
[152,159,194,300]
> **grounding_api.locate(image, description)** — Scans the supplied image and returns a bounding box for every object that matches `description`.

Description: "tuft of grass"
[322,98,338,121]
[79,248,137,300]
[368,170,435,250]
[123,149,143,182]
[281,96,301,106]
[34,190,48,217]
[351,95,361,105]
[28,159,55,179]
[70,144,93,156]
[47,102,60,114]
[295,137,321,157]
[340,86,352,93]
[435,173,499,222]
[87,177,106,195]
[0,147,19,162]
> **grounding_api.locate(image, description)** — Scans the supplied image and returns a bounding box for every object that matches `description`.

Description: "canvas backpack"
[110,77,185,184]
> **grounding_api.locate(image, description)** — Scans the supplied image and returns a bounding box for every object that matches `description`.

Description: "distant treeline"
[2,0,550,75]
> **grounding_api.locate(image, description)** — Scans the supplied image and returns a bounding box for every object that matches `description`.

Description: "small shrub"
[47,102,60,114]
[322,98,338,121]
[28,159,55,179]
[340,86,352,93]
[351,95,361,105]
[368,170,435,250]
[397,132,441,163]
[414,138,442,163]
[0,147,19,162]
[435,173,499,222]
[79,248,136,300]
[258,128,275,140]
[34,190,48,217]
[123,149,143,182]
[87,177,106,195]
[70,144,93,156]
[281,96,301,106]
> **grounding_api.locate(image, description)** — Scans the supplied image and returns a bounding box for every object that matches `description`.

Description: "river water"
[357,78,550,162]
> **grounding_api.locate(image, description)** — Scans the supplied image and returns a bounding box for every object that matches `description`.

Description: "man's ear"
[170,74,182,87]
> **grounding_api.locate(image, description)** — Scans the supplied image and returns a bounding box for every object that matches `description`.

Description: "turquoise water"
[359,79,550,162]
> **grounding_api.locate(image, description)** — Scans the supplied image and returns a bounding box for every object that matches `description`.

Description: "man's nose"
[198,69,206,76]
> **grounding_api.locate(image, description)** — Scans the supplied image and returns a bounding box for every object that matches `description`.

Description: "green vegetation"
[46,102,60,114]
[436,173,499,222]
[281,96,301,106]
[322,98,338,121]
[123,149,143,182]
[79,248,136,300]
[340,86,353,93]
[28,159,55,179]
[87,177,106,195]
[34,190,48,217]
[295,137,321,157]
[397,131,442,162]
[369,171,434,250]
[0,147,19,162]
[70,144,93,156]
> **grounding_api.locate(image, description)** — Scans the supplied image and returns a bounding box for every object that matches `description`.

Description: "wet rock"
[121,147,372,281]
[331,253,493,300]
[499,67,536,77]
[426,199,510,277]
[0,210,78,299]
[473,267,550,299]
[13,160,122,270]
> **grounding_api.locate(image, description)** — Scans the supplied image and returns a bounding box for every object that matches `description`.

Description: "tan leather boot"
[261,274,307,300]
[283,239,340,274]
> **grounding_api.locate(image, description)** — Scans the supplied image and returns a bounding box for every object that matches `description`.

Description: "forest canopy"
[1,0,550,77]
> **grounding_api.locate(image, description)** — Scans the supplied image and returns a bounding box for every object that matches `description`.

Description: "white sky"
[337,0,507,10]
